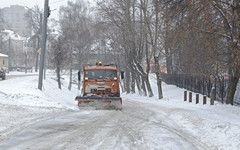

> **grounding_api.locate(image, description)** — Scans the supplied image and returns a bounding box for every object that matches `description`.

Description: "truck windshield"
[85,69,117,79]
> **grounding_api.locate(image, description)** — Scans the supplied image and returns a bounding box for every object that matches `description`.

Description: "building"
[0,9,4,30]
[0,53,8,71]
[2,5,30,36]
[0,30,35,71]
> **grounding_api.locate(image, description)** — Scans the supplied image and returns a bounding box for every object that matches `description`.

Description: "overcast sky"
[0,0,76,19]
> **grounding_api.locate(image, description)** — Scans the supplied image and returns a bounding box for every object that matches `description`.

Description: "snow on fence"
[161,73,240,106]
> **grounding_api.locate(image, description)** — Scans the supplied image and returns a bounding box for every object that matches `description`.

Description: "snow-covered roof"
[0,53,8,57]
[1,30,25,41]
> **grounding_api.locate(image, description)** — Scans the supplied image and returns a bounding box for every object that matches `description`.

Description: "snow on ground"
[0,72,240,150]
[0,72,79,141]
[1,72,77,110]
[122,75,240,150]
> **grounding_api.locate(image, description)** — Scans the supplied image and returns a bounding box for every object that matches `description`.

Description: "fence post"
[189,92,192,103]
[184,91,187,101]
[210,88,215,105]
[203,96,207,105]
[196,94,199,104]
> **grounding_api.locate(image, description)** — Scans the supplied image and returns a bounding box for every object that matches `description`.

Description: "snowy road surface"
[0,72,240,150]
[0,100,206,150]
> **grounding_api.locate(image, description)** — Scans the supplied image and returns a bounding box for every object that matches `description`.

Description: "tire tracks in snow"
[0,107,74,144]
[1,98,212,150]
[123,99,211,150]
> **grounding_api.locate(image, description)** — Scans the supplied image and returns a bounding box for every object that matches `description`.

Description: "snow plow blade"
[75,96,122,110]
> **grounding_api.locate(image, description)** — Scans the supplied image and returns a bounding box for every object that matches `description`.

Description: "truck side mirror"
[78,71,80,81]
[121,71,124,79]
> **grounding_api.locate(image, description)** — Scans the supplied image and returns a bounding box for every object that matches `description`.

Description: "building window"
[3,60,5,65]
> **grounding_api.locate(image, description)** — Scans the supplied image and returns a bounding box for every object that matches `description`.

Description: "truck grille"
[90,88,112,94]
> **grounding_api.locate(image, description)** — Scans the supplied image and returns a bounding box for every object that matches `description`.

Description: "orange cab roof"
[84,65,117,70]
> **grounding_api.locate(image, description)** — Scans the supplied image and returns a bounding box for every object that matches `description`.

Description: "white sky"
[0,0,77,20]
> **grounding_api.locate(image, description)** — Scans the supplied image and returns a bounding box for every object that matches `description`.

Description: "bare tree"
[141,0,163,99]
[50,35,67,89]
[161,0,240,104]
[97,0,154,97]
[59,0,93,90]
[211,0,240,104]
[25,5,42,72]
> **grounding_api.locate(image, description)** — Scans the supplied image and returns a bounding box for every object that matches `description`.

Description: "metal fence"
[160,73,240,105]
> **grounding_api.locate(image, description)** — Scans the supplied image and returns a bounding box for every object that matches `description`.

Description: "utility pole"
[38,0,49,90]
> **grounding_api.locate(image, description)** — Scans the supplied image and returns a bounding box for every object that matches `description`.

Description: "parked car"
[0,67,6,80]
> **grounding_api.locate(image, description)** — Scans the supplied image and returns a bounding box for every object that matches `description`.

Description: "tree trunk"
[78,70,81,90]
[154,57,163,99]
[68,47,73,91]
[35,51,39,72]
[141,75,147,96]
[165,48,173,74]
[25,53,27,74]
[36,14,42,72]
[78,79,81,90]
[136,74,142,95]
[56,63,61,89]
[226,76,239,105]
[157,76,163,99]
[164,18,173,74]
[144,75,153,97]
[68,66,72,91]
[35,35,40,72]
[125,68,131,93]
[131,71,135,93]
[77,52,81,90]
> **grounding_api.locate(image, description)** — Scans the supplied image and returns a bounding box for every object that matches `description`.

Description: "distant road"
[4,72,56,80]
[5,73,39,80]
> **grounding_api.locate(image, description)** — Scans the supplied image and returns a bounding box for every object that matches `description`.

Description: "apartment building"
[2,5,30,36]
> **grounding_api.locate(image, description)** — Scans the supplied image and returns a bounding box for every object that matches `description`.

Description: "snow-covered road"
[0,99,207,150]
[0,72,240,150]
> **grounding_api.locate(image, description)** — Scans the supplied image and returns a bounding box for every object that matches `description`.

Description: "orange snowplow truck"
[75,62,123,110]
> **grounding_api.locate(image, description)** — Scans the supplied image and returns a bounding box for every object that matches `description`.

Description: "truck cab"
[83,64,120,97]
[75,62,122,110]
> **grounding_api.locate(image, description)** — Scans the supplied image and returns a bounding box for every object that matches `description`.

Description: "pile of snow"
[0,75,78,110]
